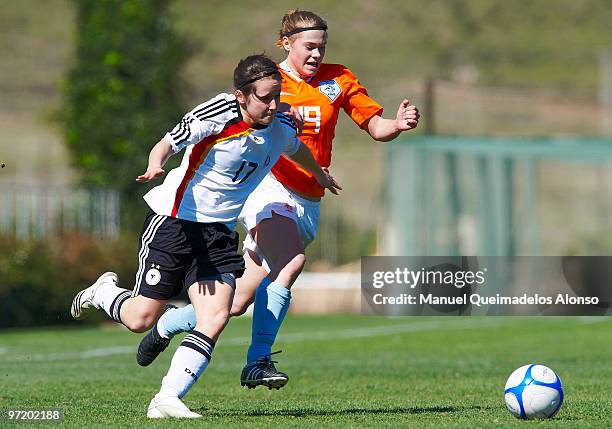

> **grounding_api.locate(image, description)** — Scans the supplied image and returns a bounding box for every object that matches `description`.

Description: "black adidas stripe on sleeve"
[194,99,239,121]
[169,117,193,144]
[192,97,228,118]
[276,113,297,131]
[197,106,238,121]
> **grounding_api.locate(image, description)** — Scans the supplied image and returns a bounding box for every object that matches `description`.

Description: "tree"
[63,0,191,229]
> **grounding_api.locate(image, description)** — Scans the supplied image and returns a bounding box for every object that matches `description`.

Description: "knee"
[123,312,158,333]
[287,253,306,274]
[230,294,254,317]
[199,308,230,333]
[267,252,306,287]
[281,253,306,279]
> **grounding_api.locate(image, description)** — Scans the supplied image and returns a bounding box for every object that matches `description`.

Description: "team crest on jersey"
[318,79,342,102]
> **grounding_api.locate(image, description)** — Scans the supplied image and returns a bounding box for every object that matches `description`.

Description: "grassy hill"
[1,0,611,237]
[2,0,611,176]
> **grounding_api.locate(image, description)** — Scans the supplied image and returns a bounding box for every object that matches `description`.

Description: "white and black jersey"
[143,93,300,228]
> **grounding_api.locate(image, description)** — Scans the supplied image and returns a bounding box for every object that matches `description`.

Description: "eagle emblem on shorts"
[146,265,161,286]
[318,79,342,102]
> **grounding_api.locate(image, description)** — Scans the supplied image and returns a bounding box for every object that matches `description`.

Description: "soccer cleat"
[70,272,118,320]
[240,350,289,390]
[136,304,177,366]
[147,394,202,418]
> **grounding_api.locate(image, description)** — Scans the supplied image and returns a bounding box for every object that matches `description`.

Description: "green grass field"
[0,316,610,428]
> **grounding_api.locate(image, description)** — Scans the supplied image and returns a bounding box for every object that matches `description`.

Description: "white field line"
[0,317,587,363]
[1,346,135,362]
[222,317,520,346]
[576,316,612,324]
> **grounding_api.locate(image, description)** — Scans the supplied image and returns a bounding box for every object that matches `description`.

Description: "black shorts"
[132,210,245,300]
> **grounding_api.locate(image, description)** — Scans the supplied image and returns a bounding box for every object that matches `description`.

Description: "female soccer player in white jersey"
[70,54,340,418]
[137,9,420,389]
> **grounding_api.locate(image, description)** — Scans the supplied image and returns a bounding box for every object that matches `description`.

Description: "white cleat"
[70,272,118,320]
[147,394,202,418]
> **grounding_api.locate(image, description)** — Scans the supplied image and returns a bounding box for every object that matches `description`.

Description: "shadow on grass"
[197,405,462,418]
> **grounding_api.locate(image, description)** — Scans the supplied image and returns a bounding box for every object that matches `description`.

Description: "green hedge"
[0,234,139,328]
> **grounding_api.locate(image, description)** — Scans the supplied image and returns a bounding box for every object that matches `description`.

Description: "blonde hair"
[276,9,328,48]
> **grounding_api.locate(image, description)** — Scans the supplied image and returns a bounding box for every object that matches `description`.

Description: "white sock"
[160,330,214,398]
[93,280,131,324]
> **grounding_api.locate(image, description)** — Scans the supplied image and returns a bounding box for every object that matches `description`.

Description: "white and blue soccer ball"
[504,364,563,419]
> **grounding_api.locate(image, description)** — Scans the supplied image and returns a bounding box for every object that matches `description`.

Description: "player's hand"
[279,102,304,135]
[136,166,165,183]
[316,167,342,195]
[395,99,420,131]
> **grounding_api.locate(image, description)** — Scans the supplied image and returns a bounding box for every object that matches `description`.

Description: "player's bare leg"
[148,279,234,418]
[119,295,168,333]
[230,250,266,316]
[240,213,304,389]
[255,213,306,287]
[233,213,305,315]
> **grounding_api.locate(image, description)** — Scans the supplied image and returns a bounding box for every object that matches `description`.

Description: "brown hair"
[233,54,281,95]
[276,9,328,48]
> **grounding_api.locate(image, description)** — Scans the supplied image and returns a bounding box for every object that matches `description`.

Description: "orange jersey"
[272,62,383,198]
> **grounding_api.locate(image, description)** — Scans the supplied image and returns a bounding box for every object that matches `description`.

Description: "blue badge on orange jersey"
[318,79,342,102]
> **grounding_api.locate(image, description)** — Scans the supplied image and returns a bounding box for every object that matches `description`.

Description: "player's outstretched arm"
[288,143,342,195]
[136,138,174,183]
[365,99,420,142]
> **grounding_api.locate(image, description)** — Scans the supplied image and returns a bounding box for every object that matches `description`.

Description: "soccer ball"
[504,364,563,419]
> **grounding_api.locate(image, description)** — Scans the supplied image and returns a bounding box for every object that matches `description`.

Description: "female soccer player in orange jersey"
[137,10,419,390]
